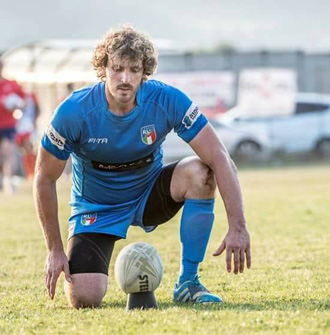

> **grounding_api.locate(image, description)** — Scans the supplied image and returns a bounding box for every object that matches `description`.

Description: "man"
[34,26,251,308]
[0,59,25,193]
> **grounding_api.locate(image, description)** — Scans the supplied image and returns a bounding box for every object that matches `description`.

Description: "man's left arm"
[189,123,251,274]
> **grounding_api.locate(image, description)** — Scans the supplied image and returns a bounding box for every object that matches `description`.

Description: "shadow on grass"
[56,298,329,312]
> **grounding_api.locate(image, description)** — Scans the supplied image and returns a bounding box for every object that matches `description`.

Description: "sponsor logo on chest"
[141,124,157,145]
[88,138,108,144]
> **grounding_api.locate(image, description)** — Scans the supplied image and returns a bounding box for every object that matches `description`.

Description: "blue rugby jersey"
[41,80,208,232]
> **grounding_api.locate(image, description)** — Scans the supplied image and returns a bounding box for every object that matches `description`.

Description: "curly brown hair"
[92,26,158,82]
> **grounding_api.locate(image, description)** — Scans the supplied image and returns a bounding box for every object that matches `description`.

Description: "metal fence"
[158,51,330,100]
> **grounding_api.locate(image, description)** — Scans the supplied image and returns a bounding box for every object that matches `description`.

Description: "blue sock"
[178,198,215,284]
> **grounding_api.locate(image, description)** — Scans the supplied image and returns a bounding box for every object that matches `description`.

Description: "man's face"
[105,56,144,107]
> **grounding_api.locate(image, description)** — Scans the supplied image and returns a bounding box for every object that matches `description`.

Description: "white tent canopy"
[2,39,178,84]
[1,39,179,130]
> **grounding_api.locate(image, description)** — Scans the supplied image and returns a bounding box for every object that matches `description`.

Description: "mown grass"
[0,163,329,335]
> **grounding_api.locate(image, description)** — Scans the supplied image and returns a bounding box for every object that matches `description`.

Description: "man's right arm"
[33,146,71,299]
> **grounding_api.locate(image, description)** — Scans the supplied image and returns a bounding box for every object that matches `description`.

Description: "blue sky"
[1,0,329,52]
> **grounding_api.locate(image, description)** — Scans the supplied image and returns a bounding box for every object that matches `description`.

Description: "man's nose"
[121,70,131,83]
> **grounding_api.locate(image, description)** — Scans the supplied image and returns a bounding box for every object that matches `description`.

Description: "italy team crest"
[141,125,157,145]
[81,213,97,226]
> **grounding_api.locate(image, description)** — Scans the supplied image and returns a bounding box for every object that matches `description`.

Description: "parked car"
[162,119,269,163]
[218,93,330,156]
[163,93,330,162]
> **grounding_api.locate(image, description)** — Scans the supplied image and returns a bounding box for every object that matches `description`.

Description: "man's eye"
[112,67,121,72]
[131,68,140,73]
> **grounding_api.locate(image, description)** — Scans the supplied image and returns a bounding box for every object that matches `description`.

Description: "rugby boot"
[173,275,222,304]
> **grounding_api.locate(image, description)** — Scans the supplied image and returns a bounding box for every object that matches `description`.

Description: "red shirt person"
[0,59,25,193]
[0,77,25,129]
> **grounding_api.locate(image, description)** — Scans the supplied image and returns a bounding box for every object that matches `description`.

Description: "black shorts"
[68,161,184,275]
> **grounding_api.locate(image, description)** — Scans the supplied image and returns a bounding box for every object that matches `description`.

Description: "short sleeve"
[41,99,82,160]
[166,85,208,143]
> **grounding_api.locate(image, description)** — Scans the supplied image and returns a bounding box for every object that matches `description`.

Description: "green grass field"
[1,163,330,335]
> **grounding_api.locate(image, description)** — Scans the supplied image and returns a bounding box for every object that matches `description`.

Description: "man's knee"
[187,157,216,194]
[171,156,216,201]
[64,273,108,309]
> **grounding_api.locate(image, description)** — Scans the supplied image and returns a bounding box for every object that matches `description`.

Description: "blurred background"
[1,0,330,191]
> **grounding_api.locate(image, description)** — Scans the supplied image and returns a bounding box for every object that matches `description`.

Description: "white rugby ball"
[114,242,163,294]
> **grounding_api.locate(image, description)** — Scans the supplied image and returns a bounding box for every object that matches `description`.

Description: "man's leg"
[170,157,221,303]
[0,136,16,194]
[64,273,108,308]
[64,233,118,308]
[177,199,215,283]
[20,136,36,180]
[142,156,221,303]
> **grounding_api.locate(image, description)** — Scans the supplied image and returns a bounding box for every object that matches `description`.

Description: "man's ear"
[100,67,106,80]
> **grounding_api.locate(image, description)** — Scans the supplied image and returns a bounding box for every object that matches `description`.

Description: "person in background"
[15,89,40,180]
[0,59,25,193]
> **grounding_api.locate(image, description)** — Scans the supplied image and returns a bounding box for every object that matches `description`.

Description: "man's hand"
[44,249,71,299]
[213,225,251,274]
